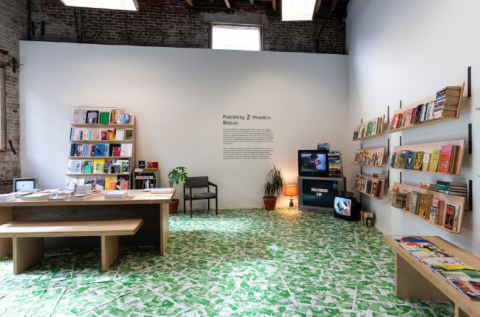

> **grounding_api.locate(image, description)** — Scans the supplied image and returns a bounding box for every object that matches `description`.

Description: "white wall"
[19,41,349,210]
[347,0,480,256]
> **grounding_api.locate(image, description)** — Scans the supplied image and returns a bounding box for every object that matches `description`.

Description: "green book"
[366,122,372,136]
[430,149,441,172]
[99,112,110,124]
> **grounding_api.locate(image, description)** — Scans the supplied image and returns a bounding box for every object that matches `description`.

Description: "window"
[210,24,263,51]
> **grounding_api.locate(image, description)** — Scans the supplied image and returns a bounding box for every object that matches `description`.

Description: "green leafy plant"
[168,166,189,188]
[263,165,284,197]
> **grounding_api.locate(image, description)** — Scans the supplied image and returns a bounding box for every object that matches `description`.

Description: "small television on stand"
[298,150,329,177]
[298,176,346,213]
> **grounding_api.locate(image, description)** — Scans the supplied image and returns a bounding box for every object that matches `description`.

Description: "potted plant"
[262,165,284,211]
[168,166,189,214]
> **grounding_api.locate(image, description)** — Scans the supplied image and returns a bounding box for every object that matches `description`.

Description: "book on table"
[105,190,128,199]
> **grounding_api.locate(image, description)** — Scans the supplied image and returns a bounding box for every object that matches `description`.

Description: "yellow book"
[93,159,105,174]
[429,150,441,172]
[105,177,117,190]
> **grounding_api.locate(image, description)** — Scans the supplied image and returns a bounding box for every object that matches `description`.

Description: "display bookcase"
[67,119,136,189]
[389,140,465,176]
[352,174,387,200]
[387,182,466,234]
[386,83,465,133]
[133,170,160,189]
[352,147,385,167]
[352,115,387,141]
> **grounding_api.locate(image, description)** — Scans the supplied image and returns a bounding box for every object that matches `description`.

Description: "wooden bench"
[0,219,143,274]
[384,235,480,317]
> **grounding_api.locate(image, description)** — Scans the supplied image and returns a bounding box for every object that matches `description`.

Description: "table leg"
[160,203,169,256]
[14,237,44,275]
[101,235,119,272]
[0,206,13,258]
[455,304,470,317]
[396,253,450,301]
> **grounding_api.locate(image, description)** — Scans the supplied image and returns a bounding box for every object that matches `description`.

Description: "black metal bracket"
[468,66,472,98]
[41,21,45,36]
[400,100,402,109]
[400,136,402,146]
[464,180,473,212]
[400,171,403,184]
[468,123,472,154]
[387,138,390,156]
[12,57,16,73]
[387,106,390,124]
[8,140,16,155]
[387,170,390,188]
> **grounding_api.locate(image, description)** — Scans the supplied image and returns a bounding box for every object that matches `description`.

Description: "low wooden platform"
[0,219,143,274]
[384,235,480,317]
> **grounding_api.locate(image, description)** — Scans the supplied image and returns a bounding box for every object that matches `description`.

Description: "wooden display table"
[0,190,175,261]
[384,235,480,317]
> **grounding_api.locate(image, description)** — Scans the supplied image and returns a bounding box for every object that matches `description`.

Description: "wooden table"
[384,235,480,317]
[0,190,175,259]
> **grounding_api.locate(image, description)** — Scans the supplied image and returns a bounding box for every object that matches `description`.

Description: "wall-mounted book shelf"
[352,147,385,167]
[352,174,387,200]
[387,182,465,234]
[352,115,386,141]
[386,83,465,134]
[389,140,465,176]
[70,140,133,143]
[68,156,132,159]
[71,124,134,128]
[66,173,131,177]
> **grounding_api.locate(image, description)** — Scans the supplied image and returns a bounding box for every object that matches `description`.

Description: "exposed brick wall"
[0,0,26,194]
[30,0,346,54]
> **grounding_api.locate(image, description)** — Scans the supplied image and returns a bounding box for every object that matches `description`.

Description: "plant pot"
[169,199,180,214]
[263,196,277,211]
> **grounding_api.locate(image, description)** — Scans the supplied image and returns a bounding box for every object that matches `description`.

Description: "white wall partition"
[347,0,480,256]
[20,41,349,210]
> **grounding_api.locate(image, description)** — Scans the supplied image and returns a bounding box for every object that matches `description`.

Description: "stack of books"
[433,86,462,119]
[70,194,91,201]
[436,182,467,197]
[105,190,128,200]
[150,188,174,195]
[328,151,343,177]
[0,193,15,201]
[21,193,52,201]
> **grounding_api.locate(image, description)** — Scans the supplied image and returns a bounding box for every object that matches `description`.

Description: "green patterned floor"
[0,209,454,316]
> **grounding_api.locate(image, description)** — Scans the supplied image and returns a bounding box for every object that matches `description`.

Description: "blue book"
[104,144,110,157]
[406,151,415,169]
[94,144,104,157]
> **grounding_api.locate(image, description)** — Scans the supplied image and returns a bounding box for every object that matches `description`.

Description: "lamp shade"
[284,184,298,196]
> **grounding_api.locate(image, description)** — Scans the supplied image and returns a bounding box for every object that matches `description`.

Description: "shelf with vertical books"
[386,83,465,133]
[67,109,136,191]
[352,174,387,200]
[386,182,465,234]
[388,140,465,176]
[133,171,160,189]
[352,115,387,141]
[352,147,385,167]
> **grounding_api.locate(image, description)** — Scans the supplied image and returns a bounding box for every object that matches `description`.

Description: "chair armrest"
[208,182,217,194]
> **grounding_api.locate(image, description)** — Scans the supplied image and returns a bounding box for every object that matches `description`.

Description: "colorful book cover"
[101,130,107,140]
[418,194,431,219]
[406,151,415,169]
[104,144,110,157]
[366,122,372,136]
[125,129,134,140]
[430,150,441,173]
[405,109,413,127]
[94,144,104,157]
[391,114,400,130]
[412,151,424,170]
[372,182,378,197]
[366,180,372,194]
[444,203,457,230]
[105,177,117,190]
[429,198,442,224]
[410,191,419,214]
[438,145,453,174]
[104,159,113,173]
[371,118,378,136]
[99,112,110,124]
[93,159,105,174]
[96,179,105,190]
[116,175,130,190]
[390,153,395,167]
[81,160,93,174]
[85,178,96,190]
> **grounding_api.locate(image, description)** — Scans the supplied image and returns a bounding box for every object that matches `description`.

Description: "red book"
[405,109,413,127]
[120,181,129,190]
[391,114,400,130]
[101,131,107,140]
[89,144,95,157]
[438,145,453,174]
[112,147,121,157]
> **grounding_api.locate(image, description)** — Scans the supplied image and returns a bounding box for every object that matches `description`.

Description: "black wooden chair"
[183,176,218,218]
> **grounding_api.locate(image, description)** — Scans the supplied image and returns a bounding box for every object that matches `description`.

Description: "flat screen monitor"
[13,178,38,192]
[298,150,329,177]
[298,176,345,212]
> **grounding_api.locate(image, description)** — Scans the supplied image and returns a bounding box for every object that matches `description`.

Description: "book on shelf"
[110,144,121,156]
[361,211,374,226]
[105,177,117,190]
[94,144,104,156]
[65,178,77,191]
[433,86,462,119]
[116,129,125,141]
[412,152,423,170]
[405,151,415,169]
[409,191,420,214]
[146,162,159,170]
[418,194,432,219]
[81,160,93,174]
[67,160,82,174]
[72,109,87,124]
[429,198,443,225]
[85,178,96,190]
[421,154,431,172]
[125,129,134,140]
[121,144,133,157]
[99,112,110,124]
[116,175,130,190]
[435,181,467,197]
[93,159,105,174]
[96,179,105,190]
[86,110,99,124]
[444,203,460,231]
[48,196,68,201]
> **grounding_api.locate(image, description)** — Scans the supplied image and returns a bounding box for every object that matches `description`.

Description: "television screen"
[334,197,352,216]
[301,178,339,209]
[298,150,329,177]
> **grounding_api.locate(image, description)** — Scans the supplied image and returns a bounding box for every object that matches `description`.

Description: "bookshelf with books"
[352,115,386,141]
[352,174,388,200]
[386,83,465,133]
[388,140,465,176]
[66,109,136,191]
[386,182,466,234]
[133,170,160,189]
[352,147,385,167]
